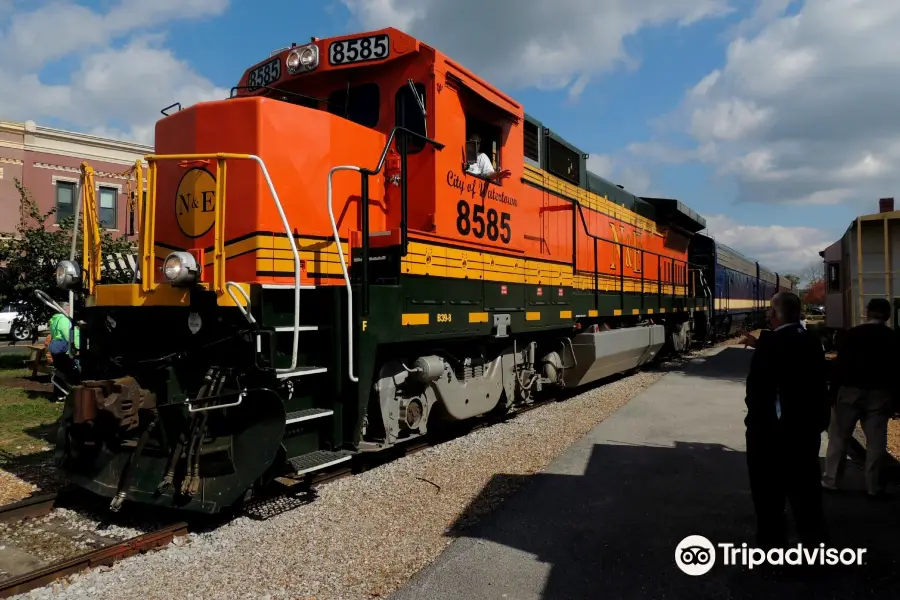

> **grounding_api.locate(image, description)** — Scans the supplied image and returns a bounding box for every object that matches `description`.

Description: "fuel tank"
[561,325,666,387]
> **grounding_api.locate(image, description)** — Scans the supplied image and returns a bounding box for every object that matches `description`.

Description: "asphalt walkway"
[392,346,900,600]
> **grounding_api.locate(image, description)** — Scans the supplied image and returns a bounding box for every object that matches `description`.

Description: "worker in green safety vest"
[48,302,79,363]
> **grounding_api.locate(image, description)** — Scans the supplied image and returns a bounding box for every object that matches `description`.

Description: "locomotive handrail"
[143,152,303,374]
[697,269,712,302]
[328,127,443,384]
[225,282,256,325]
[69,170,83,317]
[573,202,690,306]
[574,202,689,271]
[34,290,70,319]
[187,390,246,413]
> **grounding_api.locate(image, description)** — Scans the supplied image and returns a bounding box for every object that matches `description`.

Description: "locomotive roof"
[639,196,707,233]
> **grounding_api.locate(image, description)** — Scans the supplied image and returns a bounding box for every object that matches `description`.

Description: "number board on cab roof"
[247,58,281,90]
[329,34,390,66]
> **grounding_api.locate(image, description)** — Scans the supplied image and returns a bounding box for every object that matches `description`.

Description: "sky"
[1,0,896,280]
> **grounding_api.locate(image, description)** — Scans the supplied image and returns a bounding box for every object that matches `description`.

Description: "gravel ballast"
[12,353,706,600]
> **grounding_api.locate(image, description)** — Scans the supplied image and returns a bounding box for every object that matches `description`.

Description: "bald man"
[744,292,829,549]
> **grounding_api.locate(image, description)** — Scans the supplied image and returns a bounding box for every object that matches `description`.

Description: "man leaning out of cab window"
[465,134,510,182]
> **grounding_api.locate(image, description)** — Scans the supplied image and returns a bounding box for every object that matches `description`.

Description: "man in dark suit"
[745,292,829,549]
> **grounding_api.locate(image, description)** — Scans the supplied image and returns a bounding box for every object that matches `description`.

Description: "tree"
[0,179,135,334]
[800,261,825,286]
[803,280,826,305]
[783,273,801,287]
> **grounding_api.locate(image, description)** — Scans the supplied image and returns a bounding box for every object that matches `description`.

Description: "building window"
[99,186,117,229]
[827,262,840,292]
[56,181,76,223]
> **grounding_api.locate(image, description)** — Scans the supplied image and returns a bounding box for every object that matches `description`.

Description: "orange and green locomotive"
[49,27,710,514]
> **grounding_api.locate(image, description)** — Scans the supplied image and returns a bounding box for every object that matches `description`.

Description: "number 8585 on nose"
[456,199,512,244]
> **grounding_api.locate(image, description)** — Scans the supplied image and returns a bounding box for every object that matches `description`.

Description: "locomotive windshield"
[326,82,380,128]
[239,78,382,131]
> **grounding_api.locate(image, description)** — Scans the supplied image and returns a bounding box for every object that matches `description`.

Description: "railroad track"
[0,493,188,598]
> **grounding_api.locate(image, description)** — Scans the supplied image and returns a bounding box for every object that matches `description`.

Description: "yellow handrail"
[215,158,228,291]
[142,153,252,294]
[127,161,143,238]
[76,160,144,295]
[141,162,157,291]
[80,163,101,295]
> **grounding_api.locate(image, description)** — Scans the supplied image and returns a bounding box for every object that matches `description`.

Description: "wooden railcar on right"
[821,198,900,349]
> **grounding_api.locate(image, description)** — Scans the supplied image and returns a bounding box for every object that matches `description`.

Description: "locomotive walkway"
[391,346,900,600]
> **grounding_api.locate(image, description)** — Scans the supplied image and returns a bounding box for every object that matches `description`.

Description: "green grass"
[0,390,61,455]
[0,352,61,456]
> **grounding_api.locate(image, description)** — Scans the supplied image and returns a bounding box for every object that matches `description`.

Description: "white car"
[0,303,50,342]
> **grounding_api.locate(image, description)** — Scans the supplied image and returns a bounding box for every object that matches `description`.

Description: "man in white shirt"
[466,134,496,179]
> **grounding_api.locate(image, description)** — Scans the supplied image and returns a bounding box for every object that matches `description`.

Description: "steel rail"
[0,517,188,598]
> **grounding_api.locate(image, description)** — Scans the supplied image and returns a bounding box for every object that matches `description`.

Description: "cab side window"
[395,82,427,154]
[464,114,502,184]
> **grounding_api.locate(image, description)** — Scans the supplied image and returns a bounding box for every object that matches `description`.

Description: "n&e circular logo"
[675,535,716,576]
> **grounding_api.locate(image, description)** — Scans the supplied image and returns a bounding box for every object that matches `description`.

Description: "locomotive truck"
[49,27,717,514]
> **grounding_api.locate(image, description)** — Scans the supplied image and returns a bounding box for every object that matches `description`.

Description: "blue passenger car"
[689,233,788,342]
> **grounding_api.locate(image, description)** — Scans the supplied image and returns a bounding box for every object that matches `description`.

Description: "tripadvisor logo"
[675,535,867,575]
[675,535,716,576]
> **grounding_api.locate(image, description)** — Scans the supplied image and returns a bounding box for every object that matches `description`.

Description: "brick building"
[0,119,152,238]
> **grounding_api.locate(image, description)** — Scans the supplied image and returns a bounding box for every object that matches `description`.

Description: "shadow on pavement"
[655,345,756,384]
[436,442,900,600]
[392,346,900,600]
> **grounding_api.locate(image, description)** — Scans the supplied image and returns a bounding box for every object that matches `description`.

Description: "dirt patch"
[887,418,900,461]
[0,376,53,394]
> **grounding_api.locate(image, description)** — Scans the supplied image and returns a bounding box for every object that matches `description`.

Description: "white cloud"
[0,0,230,145]
[587,153,653,195]
[703,213,834,274]
[341,0,733,100]
[638,0,900,209]
[628,140,718,164]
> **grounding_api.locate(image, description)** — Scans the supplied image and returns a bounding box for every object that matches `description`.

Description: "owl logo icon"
[675,535,716,575]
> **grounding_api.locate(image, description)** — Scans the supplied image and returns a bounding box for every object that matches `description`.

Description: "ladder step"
[262,284,316,290]
[288,450,354,475]
[286,408,333,424]
[276,366,328,379]
[275,325,318,332]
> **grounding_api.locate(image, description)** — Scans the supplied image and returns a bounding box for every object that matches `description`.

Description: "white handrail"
[246,155,301,373]
[327,165,360,383]
[225,281,256,324]
[188,391,246,413]
[34,289,69,318]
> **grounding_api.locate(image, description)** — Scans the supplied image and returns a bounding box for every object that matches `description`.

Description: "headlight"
[55,260,80,290]
[286,44,318,74]
[162,251,200,287]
